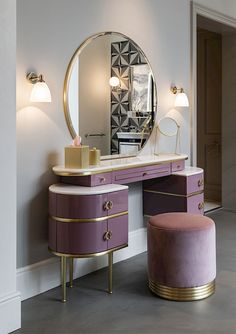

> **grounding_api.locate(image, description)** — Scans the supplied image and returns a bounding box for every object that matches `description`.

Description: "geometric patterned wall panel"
[110,39,148,154]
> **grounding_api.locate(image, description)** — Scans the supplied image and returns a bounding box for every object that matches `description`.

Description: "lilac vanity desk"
[50,154,204,302]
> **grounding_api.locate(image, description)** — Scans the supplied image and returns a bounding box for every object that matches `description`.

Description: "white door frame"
[191,2,236,166]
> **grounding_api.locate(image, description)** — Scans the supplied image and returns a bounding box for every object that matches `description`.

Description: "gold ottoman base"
[149,279,215,301]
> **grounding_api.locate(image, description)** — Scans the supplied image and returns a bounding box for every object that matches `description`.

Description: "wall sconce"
[109,76,122,92]
[170,86,189,107]
[27,72,52,102]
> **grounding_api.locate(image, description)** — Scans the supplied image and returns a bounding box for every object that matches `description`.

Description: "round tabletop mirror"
[155,116,181,155]
[64,31,157,157]
[157,117,179,137]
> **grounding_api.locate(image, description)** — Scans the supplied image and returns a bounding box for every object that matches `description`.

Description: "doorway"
[195,13,236,213]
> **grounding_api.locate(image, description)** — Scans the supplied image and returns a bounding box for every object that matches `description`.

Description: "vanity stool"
[147,212,216,301]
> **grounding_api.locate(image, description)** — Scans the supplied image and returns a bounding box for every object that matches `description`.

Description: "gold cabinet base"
[149,280,215,301]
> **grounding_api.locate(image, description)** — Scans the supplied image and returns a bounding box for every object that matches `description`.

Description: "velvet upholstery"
[148,213,216,288]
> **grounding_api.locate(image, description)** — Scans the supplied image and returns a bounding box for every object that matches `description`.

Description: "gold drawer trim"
[50,211,128,223]
[143,189,203,198]
[149,280,215,301]
[49,243,128,258]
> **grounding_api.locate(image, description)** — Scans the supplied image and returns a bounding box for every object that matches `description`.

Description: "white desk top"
[173,166,203,176]
[49,183,128,195]
[53,154,188,176]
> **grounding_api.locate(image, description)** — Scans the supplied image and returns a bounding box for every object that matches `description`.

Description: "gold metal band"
[149,280,215,301]
[143,189,203,198]
[49,243,128,258]
[53,158,187,176]
[54,169,113,176]
[50,211,128,223]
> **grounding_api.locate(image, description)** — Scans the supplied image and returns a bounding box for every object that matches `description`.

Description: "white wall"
[16,0,236,300]
[17,0,192,268]
[0,0,21,333]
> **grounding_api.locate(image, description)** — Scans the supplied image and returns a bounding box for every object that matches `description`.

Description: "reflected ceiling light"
[109,76,120,88]
[27,72,52,102]
[171,86,189,107]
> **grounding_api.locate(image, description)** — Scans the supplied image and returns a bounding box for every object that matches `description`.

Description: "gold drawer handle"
[103,230,112,241]
[198,179,204,187]
[100,177,106,183]
[198,202,204,210]
[103,231,109,241]
[103,200,113,211]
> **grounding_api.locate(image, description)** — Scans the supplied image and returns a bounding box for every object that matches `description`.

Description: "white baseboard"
[0,291,21,334]
[17,227,147,301]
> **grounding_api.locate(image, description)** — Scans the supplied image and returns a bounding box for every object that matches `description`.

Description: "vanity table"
[48,153,206,302]
[50,30,202,302]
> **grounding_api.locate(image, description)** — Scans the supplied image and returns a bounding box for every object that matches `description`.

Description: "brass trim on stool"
[149,280,215,301]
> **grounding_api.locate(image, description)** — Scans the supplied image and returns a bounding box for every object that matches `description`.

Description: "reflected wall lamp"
[27,72,52,102]
[170,86,189,107]
[109,76,122,93]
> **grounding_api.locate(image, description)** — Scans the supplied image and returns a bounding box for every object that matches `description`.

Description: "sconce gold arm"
[170,86,184,94]
[26,72,44,84]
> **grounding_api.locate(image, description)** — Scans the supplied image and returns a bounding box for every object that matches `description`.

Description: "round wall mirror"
[64,31,157,157]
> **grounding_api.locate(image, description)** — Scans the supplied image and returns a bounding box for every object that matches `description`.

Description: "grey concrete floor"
[14,209,236,334]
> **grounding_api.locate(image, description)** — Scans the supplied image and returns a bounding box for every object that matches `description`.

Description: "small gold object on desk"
[89,147,101,166]
[65,145,89,168]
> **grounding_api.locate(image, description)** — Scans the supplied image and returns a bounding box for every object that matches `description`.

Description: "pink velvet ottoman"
[147,212,216,301]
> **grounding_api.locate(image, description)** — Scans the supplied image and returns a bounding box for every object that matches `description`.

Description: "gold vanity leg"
[69,257,74,288]
[61,256,67,302]
[108,252,113,294]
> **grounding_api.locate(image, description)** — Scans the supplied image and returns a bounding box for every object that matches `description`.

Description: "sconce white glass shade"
[174,92,189,107]
[109,76,120,88]
[30,81,52,102]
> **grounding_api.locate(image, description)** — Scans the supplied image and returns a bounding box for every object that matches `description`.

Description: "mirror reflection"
[64,32,157,156]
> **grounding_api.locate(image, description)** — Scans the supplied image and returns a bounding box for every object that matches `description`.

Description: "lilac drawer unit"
[144,167,204,195]
[143,167,204,216]
[48,183,129,302]
[49,183,128,255]
[112,163,171,184]
[144,192,204,215]
[56,215,128,255]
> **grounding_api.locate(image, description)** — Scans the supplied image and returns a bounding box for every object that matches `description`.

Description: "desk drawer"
[106,190,128,215]
[186,173,204,194]
[143,191,204,215]
[92,172,112,186]
[144,170,204,196]
[50,193,107,219]
[112,164,171,184]
[54,213,128,255]
[56,220,108,254]
[50,189,128,219]
[171,160,185,172]
[107,214,128,250]
[60,172,112,187]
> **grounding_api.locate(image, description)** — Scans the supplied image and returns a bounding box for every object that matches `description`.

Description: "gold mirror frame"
[63,31,158,156]
[155,116,181,155]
